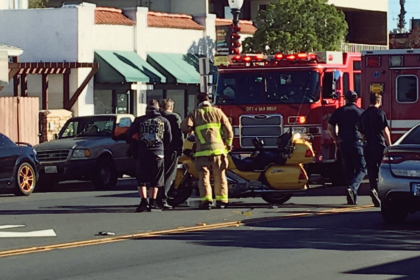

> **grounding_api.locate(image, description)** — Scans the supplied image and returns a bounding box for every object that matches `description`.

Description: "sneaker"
[136,199,148,212]
[346,188,356,205]
[370,189,381,207]
[199,201,212,210]
[161,201,173,210]
[148,199,162,212]
[216,201,228,209]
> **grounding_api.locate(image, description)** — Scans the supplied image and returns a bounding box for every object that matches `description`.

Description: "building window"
[115,93,129,114]
[353,73,361,96]
[397,75,418,103]
[94,90,113,114]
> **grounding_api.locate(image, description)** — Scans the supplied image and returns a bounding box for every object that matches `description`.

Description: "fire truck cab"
[215,51,361,183]
[361,49,420,142]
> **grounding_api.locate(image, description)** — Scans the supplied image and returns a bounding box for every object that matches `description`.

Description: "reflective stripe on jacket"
[181,101,233,157]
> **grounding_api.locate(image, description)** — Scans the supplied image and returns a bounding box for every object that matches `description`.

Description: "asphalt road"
[1,179,420,279]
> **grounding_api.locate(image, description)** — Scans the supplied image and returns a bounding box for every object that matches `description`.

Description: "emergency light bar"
[228,51,343,66]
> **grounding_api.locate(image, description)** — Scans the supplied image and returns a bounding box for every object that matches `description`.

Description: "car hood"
[34,137,103,151]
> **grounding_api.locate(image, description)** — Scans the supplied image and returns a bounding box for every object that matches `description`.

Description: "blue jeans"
[339,142,367,202]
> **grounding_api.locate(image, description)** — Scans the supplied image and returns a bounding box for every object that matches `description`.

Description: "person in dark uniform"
[359,93,392,207]
[128,100,172,212]
[159,98,183,210]
[328,90,367,205]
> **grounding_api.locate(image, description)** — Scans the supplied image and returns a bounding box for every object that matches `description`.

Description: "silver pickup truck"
[34,114,136,191]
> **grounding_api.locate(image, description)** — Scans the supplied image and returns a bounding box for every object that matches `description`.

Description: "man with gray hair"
[159,98,183,209]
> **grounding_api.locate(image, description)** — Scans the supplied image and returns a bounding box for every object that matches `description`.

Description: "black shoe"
[199,201,212,210]
[370,189,381,207]
[216,201,228,209]
[136,199,148,212]
[148,199,162,212]
[346,188,356,205]
[161,201,173,210]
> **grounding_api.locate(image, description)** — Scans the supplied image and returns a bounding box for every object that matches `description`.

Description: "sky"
[388,0,420,31]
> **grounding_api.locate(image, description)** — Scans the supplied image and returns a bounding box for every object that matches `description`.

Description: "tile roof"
[147,12,205,30]
[95,7,135,26]
[215,19,257,35]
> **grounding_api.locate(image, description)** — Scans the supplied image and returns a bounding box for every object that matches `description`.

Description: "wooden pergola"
[1,57,99,110]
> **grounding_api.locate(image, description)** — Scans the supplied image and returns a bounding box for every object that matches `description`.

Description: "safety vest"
[182,102,233,157]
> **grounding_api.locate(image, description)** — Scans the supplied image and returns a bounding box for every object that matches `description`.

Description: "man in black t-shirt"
[328,91,367,205]
[359,93,392,207]
[128,100,172,212]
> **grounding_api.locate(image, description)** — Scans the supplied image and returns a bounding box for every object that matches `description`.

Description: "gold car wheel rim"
[19,165,35,192]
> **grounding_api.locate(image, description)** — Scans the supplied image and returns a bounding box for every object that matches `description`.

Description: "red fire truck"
[215,51,361,183]
[361,49,420,142]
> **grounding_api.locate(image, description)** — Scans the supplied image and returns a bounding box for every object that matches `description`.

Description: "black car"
[0,133,39,196]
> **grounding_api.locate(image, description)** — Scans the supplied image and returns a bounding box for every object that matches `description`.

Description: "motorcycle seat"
[231,151,285,172]
[231,156,255,172]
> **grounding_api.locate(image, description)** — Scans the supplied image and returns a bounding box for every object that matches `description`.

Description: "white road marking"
[0,225,56,238]
[0,225,25,230]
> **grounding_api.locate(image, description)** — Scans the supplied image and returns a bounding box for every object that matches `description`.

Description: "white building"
[0,0,27,9]
[0,3,255,118]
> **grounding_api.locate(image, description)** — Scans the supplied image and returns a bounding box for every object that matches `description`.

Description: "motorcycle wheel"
[261,193,292,205]
[167,176,193,207]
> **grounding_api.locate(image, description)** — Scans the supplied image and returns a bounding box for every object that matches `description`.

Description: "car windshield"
[215,70,320,105]
[59,117,116,139]
[0,133,17,148]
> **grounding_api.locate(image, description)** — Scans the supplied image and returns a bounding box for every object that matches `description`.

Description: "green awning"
[94,50,166,83]
[147,53,201,84]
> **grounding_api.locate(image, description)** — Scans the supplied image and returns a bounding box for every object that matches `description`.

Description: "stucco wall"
[94,25,134,51]
[0,8,78,62]
[143,28,205,54]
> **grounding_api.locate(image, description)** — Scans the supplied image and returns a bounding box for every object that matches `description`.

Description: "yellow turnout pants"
[194,155,229,203]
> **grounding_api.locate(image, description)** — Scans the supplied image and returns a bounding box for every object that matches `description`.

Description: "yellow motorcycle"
[167,130,315,206]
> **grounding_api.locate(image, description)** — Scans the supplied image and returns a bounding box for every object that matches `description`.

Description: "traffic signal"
[230,24,241,55]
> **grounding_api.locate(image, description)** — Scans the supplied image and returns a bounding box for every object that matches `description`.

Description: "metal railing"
[341,43,388,53]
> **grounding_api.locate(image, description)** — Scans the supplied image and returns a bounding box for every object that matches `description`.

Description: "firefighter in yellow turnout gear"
[181,93,234,210]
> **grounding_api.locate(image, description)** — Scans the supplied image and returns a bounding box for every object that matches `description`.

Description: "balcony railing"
[341,43,388,53]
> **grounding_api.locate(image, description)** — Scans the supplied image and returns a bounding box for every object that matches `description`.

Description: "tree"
[397,0,406,31]
[29,0,49,8]
[242,0,348,54]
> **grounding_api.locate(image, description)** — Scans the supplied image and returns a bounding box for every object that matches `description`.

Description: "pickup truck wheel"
[13,162,36,196]
[92,158,117,190]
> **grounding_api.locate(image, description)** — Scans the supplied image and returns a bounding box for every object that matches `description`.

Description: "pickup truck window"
[118,118,132,128]
[59,117,115,139]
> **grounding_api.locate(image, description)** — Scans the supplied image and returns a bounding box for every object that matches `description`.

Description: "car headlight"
[72,149,91,158]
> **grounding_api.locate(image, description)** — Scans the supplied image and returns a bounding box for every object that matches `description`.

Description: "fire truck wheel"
[261,193,292,205]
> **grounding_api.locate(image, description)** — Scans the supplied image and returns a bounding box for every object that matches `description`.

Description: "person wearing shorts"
[128,100,172,212]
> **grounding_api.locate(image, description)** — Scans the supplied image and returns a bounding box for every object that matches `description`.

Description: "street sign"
[199,57,210,75]
[0,51,8,87]
[215,25,231,56]
[214,56,229,66]
[200,74,213,94]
